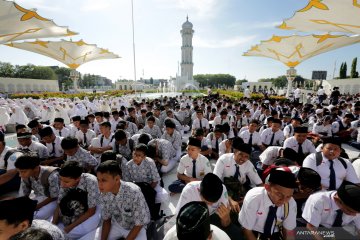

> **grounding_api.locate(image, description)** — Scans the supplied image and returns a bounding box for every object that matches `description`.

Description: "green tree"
[149,77,154,84]
[0,62,15,77]
[14,64,35,78]
[339,63,344,79]
[272,75,288,88]
[343,62,348,78]
[351,57,359,78]
[194,74,236,88]
[235,79,248,85]
[54,67,71,90]
[30,66,57,80]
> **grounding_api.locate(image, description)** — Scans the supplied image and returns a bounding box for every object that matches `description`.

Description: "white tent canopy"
[6,39,120,69]
[0,0,76,44]
[278,0,360,34]
[244,34,360,67]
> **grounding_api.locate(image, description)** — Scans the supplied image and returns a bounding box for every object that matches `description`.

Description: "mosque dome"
[182,16,193,29]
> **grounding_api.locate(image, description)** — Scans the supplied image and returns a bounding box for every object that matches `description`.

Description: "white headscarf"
[55,105,71,125]
[8,105,29,125]
[0,107,10,127]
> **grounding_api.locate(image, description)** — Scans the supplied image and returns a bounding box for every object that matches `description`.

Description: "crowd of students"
[0,91,360,240]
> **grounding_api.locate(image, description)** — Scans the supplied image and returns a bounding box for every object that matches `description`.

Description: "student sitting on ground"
[302,181,360,239]
[239,168,297,240]
[161,119,182,162]
[0,196,65,240]
[206,125,227,160]
[85,160,150,240]
[193,128,212,158]
[15,152,59,220]
[164,201,230,240]
[168,137,212,194]
[123,144,169,219]
[61,137,98,172]
[39,127,65,166]
[176,173,242,240]
[52,161,101,240]
[142,116,162,139]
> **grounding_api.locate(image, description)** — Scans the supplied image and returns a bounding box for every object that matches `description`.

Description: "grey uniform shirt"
[161,130,182,152]
[123,157,161,183]
[99,181,150,230]
[142,125,162,139]
[31,219,66,240]
[58,173,99,209]
[20,166,60,198]
[148,139,176,161]
[66,147,99,169]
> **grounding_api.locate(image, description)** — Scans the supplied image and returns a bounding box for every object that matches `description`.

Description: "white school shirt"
[45,136,64,158]
[89,133,114,159]
[283,124,295,138]
[259,146,282,166]
[0,146,18,170]
[312,124,332,137]
[239,130,261,146]
[192,118,210,130]
[53,127,71,138]
[18,141,49,159]
[75,129,96,146]
[283,137,316,155]
[302,191,360,229]
[175,181,229,216]
[239,187,297,233]
[213,153,262,185]
[205,133,227,149]
[303,152,360,189]
[218,139,231,157]
[213,115,235,127]
[260,128,284,146]
[177,154,212,179]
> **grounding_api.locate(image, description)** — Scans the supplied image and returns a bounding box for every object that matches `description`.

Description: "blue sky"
[1,0,360,82]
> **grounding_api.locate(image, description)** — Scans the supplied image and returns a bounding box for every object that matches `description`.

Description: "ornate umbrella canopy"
[278,0,360,34]
[0,0,76,44]
[6,39,120,69]
[243,34,360,67]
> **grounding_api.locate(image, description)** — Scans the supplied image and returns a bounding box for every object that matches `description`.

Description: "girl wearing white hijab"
[0,107,10,132]
[8,105,29,125]
[55,105,71,125]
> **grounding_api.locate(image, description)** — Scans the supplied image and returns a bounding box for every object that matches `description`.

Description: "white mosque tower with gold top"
[170,16,199,92]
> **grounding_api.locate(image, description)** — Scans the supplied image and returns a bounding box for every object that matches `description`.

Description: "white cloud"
[228,21,282,30]
[193,35,257,48]
[79,0,112,12]
[155,0,222,18]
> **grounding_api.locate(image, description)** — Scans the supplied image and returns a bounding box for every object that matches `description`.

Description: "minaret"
[180,16,194,80]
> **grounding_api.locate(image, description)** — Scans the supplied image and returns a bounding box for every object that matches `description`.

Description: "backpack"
[114,138,134,154]
[23,166,59,198]
[3,148,32,169]
[59,188,88,226]
[100,134,115,147]
[315,152,347,169]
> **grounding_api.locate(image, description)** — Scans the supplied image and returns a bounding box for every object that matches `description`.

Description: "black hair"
[147,144,156,158]
[138,133,151,145]
[61,137,79,150]
[100,121,111,128]
[59,161,83,179]
[96,160,121,177]
[100,151,118,163]
[114,130,127,141]
[10,228,54,240]
[147,116,155,122]
[145,112,153,118]
[38,127,54,138]
[0,197,37,227]
[15,124,26,131]
[103,112,110,119]
[134,144,148,155]
[14,152,40,169]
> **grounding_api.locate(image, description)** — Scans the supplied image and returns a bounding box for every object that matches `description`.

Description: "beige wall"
[323,78,360,95]
[0,77,59,93]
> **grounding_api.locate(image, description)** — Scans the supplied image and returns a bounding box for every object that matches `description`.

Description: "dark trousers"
[168,179,186,193]
[210,212,243,240]
[0,171,21,197]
